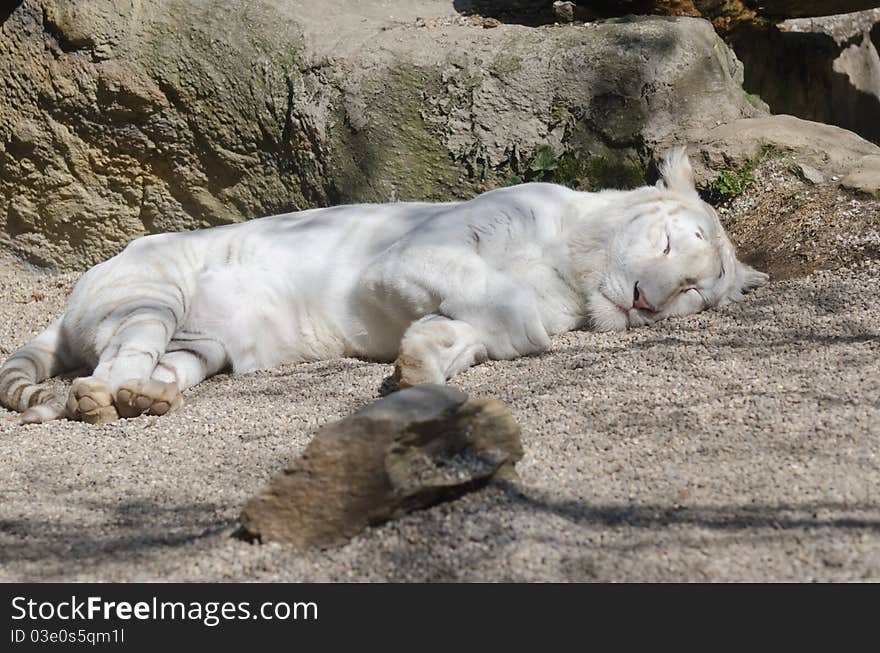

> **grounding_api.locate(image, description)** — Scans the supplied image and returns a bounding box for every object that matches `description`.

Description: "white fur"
[0,148,768,422]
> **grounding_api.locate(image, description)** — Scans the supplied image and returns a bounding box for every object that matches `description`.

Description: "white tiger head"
[587,147,768,332]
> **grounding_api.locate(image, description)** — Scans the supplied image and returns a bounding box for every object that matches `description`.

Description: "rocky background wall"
[729,9,880,145]
[0,0,878,271]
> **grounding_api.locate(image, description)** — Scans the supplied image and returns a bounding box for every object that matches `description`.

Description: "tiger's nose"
[633,283,655,311]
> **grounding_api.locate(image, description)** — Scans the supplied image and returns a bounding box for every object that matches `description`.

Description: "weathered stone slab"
[239,385,523,549]
[684,115,880,188]
[841,154,880,197]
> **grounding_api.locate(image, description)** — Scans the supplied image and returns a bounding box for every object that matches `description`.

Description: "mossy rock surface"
[1,1,762,269]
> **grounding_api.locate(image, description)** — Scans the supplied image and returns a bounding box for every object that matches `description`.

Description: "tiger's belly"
[184,265,351,373]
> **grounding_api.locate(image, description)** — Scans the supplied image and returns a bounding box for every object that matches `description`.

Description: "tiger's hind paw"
[67,377,119,424]
[115,379,182,418]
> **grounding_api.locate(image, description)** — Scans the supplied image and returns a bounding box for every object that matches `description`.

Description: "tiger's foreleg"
[374,250,550,387]
[393,315,488,387]
[150,333,228,391]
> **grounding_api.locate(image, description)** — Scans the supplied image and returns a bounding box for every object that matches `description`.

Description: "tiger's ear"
[720,259,770,305]
[736,261,769,292]
[710,212,770,305]
[656,146,698,198]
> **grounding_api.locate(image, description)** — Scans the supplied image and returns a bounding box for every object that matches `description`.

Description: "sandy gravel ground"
[1,252,879,582]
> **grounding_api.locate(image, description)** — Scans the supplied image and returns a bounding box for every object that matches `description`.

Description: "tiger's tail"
[0,318,74,424]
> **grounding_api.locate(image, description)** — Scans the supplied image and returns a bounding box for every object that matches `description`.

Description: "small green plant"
[529,145,558,175]
[711,144,781,201]
[505,145,561,186]
[713,165,755,199]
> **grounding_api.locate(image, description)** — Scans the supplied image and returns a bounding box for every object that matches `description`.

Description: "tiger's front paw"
[66,377,119,424]
[483,307,551,360]
[116,379,183,418]
[393,315,488,388]
[392,352,445,389]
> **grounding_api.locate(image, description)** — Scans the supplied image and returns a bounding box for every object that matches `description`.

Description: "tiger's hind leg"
[68,306,178,423]
[66,377,119,424]
[116,332,228,418]
[115,379,182,418]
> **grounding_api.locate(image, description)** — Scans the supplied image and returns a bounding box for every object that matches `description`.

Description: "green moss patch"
[507,145,646,191]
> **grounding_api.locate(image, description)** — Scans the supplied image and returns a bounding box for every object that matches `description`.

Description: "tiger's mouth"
[600,293,630,316]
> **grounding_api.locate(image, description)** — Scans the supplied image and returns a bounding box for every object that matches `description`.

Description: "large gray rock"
[684,114,880,187]
[239,385,523,549]
[489,1,880,25]
[728,9,880,145]
[0,0,760,268]
[841,154,880,197]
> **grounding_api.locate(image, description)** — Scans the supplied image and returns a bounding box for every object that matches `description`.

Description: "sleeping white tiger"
[0,148,767,424]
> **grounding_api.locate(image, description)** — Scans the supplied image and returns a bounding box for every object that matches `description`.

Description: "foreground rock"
[239,385,522,549]
[1,0,759,268]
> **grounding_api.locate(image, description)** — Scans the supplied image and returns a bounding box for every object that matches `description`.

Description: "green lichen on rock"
[329,64,464,204]
[488,50,523,77]
[508,144,646,191]
[746,92,770,112]
[560,154,646,190]
[139,0,310,221]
